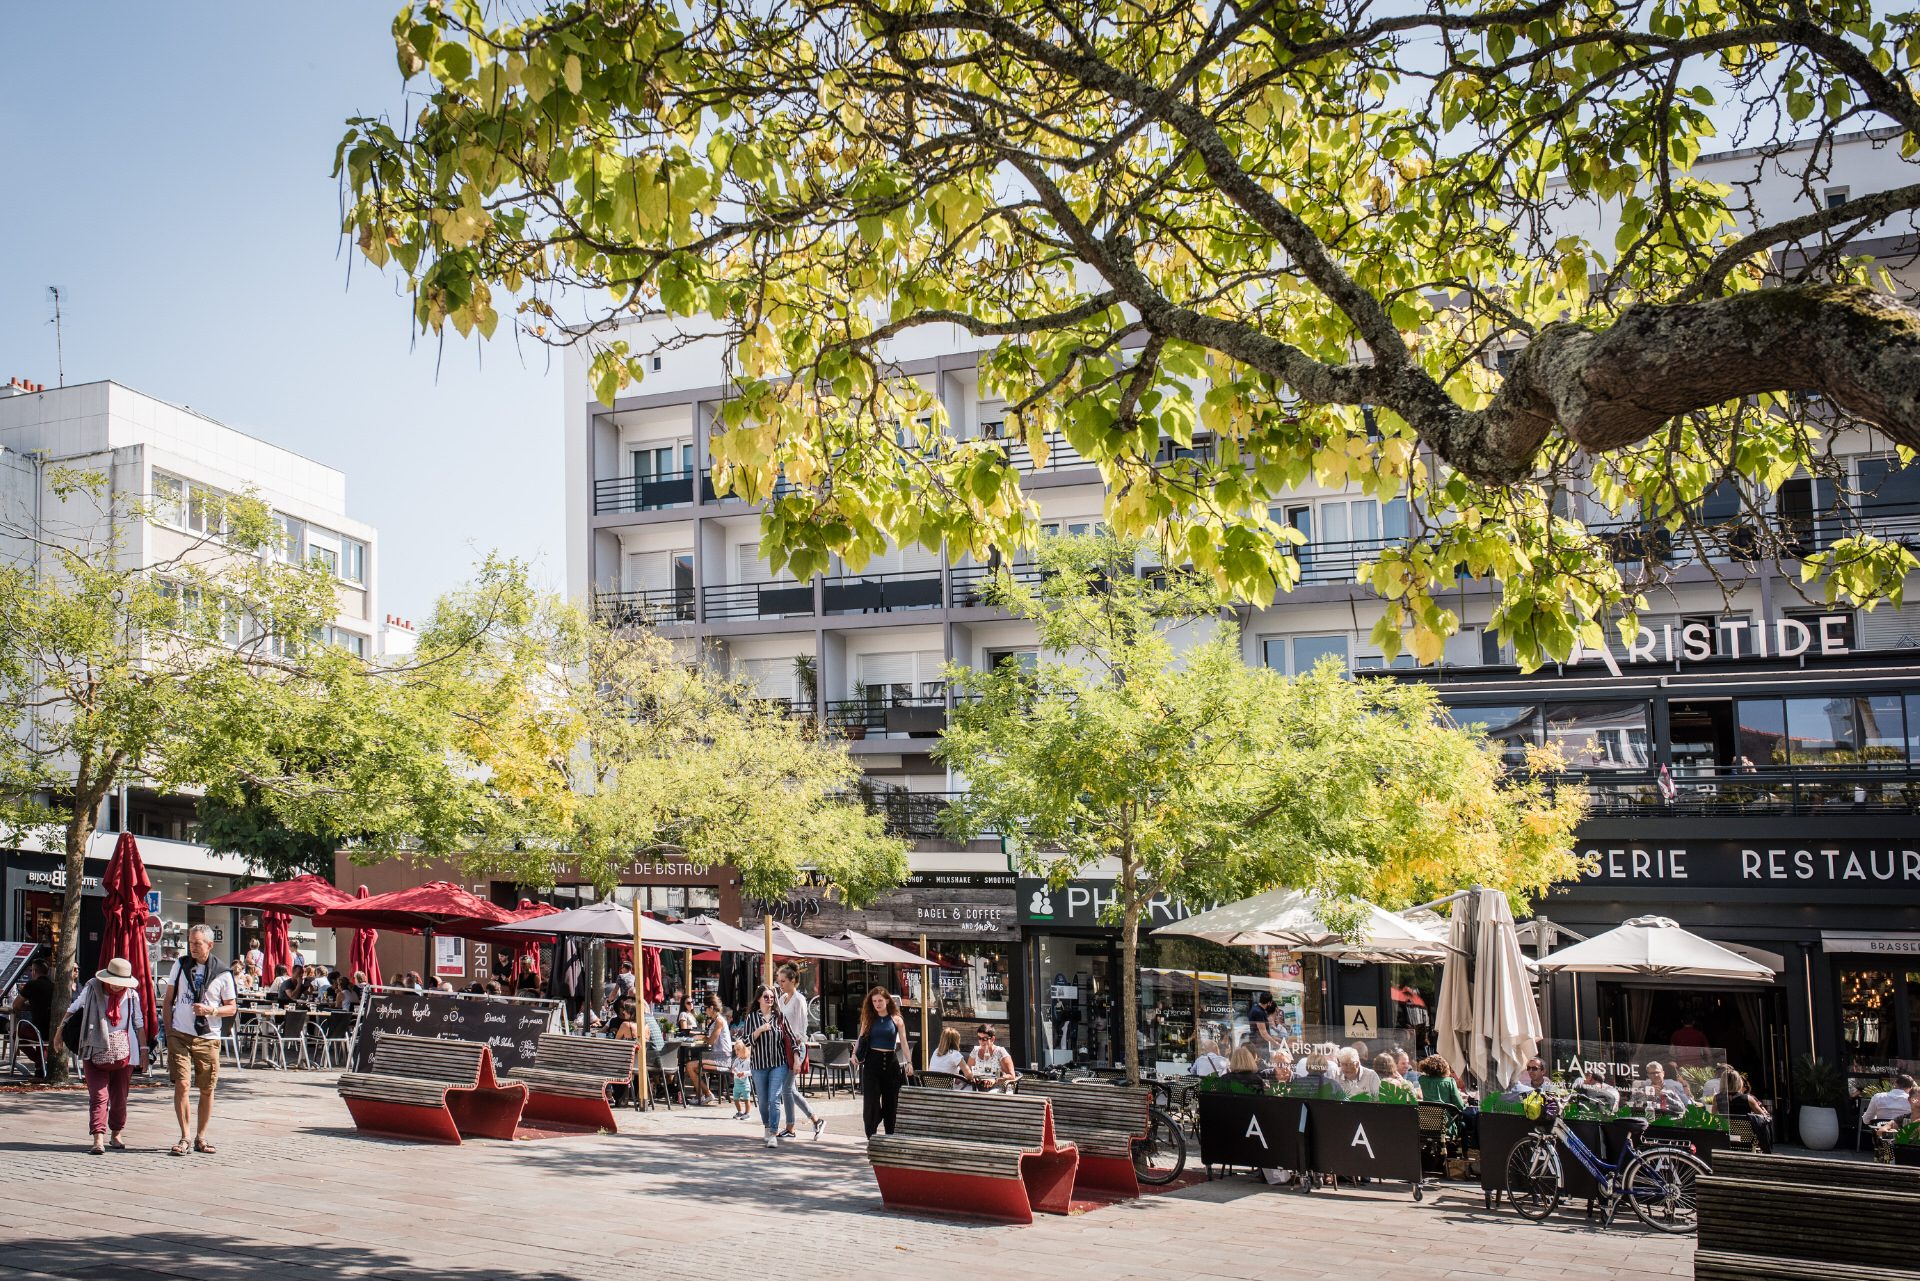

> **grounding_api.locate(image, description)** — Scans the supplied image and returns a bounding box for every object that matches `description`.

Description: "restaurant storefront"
[1420,647,1920,1105]
[1016,876,1306,1073]
[804,872,1020,1056]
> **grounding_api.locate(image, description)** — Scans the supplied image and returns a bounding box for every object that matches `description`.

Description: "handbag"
[59,1007,82,1052]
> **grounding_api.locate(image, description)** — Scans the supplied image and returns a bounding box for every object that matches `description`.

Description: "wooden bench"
[868,1087,1079,1223]
[1694,1149,1920,1281]
[1017,1079,1151,1196]
[337,1034,527,1144]
[507,1034,639,1132]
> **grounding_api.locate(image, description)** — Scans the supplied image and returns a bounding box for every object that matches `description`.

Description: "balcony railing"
[703,580,816,621]
[1542,765,1920,817]
[949,562,1044,607]
[858,787,963,839]
[594,470,696,514]
[594,587,695,626]
[979,428,1091,474]
[827,691,947,740]
[822,569,944,615]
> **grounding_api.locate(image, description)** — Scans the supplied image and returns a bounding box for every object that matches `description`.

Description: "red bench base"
[343,1096,462,1144]
[519,1091,619,1134]
[1074,1152,1142,1199]
[872,1150,1079,1224]
[344,1084,528,1144]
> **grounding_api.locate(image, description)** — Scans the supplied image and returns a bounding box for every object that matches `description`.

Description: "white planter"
[1797,1105,1840,1150]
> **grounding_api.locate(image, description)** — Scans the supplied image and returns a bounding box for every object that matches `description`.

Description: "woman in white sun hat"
[53,957,146,1155]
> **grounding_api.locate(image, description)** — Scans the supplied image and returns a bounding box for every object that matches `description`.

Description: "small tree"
[460,617,910,905]
[0,476,512,1080]
[938,535,1584,1082]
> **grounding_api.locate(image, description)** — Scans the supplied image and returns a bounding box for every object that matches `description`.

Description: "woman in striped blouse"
[737,987,792,1148]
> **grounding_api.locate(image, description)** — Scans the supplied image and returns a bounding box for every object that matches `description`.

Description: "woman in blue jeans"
[737,987,792,1148]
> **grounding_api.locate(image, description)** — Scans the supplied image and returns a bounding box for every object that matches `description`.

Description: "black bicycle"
[1027,1065,1188,1185]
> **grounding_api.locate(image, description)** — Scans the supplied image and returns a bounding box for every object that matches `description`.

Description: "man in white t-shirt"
[1191,1039,1230,1077]
[1864,1074,1918,1125]
[774,964,825,1140]
[159,924,237,1156]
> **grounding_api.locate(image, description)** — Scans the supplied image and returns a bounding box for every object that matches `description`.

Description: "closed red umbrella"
[507,900,560,983]
[97,833,158,1051]
[346,885,381,987]
[260,911,292,985]
[642,945,664,1004]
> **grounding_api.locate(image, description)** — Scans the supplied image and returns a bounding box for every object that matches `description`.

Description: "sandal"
[193,1138,216,1154]
[88,1139,105,1156]
[170,1140,190,1157]
[106,1137,127,1151]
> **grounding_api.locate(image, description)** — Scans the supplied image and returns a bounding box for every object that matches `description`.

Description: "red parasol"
[642,945,664,1004]
[311,880,515,977]
[97,833,158,1050]
[346,885,382,987]
[260,911,292,984]
[203,873,355,915]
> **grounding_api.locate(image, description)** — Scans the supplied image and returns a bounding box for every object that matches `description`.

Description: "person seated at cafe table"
[1394,1048,1417,1086]
[1863,1073,1918,1129]
[1576,1068,1621,1113]
[1291,1051,1341,1094]
[1501,1057,1557,1103]
[1335,1046,1381,1095]
[1414,1055,1467,1109]
[1191,1038,1231,1077]
[1716,1069,1775,1153]
[925,1027,968,1086]
[1215,1045,1268,1093]
[684,994,732,1105]
[1373,1052,1406,1090]
[961,1026,1019,1093]
[1630,1061,1691,1117]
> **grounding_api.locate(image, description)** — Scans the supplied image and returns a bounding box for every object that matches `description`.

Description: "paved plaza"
[0,1074,1694,1281]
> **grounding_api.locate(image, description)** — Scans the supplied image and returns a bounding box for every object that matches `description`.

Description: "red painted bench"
[868,1087,1079,1224]
[1017,1079,1151,1197]
[337,1034,526,1143]
[507,1033,638,1132]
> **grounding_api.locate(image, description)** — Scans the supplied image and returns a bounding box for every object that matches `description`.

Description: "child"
[731,1039,753,1119]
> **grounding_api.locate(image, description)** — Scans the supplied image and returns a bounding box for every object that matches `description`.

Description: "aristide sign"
[1570,614,1850,676]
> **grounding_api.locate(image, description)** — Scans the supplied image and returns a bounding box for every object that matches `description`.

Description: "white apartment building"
[0,376,382,970]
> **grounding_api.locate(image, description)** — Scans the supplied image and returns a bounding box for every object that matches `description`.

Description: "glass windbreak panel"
[1735,698,1788,767]
[1784,696,1860,764]
[1291,635,1350,675]
[1859,694,1907,766]
[1544,702,1651,770]
[1539,1041,1728,1116]
[1448,705,1541,766]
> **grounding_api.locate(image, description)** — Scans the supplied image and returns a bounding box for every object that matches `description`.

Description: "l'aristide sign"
[1569,614,1850,676]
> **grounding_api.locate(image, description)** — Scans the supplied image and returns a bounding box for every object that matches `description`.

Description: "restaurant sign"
[349,988,565,1075]
[1564,840,1920,896]
[806,873,1020,941]
[1570,614,1850,676]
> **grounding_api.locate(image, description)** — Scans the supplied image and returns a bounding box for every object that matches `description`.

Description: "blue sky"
[0,4,563,618]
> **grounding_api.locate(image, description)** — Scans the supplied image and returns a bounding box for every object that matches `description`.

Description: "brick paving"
[0,1073,1694,1281]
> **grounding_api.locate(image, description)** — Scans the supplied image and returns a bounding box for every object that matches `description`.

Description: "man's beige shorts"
[166,1030,219,1091]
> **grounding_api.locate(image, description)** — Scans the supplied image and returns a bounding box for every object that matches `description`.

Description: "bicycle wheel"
[1132,1106,1187,1185]
[1622,1146,1706,1234]
[1504,1134,1563,1221]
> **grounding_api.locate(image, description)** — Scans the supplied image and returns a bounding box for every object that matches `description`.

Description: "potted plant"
[840,682,872,740]
[1791,1055,1847,1150]
[791,654,818,716]
[1894,1120,1920,1166]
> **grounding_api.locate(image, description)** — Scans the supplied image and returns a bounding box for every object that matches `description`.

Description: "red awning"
[311,880,513,937]
[204,873,355,916]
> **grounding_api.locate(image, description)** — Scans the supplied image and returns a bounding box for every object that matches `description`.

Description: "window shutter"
[737,544,771,584]
[737,657,792,699]
[626,551,671,592]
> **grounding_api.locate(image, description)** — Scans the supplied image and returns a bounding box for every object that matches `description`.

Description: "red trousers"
[84,1058,132,1135]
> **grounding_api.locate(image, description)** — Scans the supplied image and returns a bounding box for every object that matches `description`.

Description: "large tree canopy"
[342,0,1920,665]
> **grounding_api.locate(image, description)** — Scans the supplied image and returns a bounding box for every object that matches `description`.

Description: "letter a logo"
[1244,1115,1267,1148]
[1350,1123,1375,1159]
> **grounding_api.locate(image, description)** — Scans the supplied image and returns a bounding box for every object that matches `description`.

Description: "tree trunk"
[47,802,97,1086]
[1119,856,1143,1087]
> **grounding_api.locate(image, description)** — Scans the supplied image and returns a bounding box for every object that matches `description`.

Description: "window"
[1735,698,1788,766]
[338,538,367,585]
[1446,704,1542,768]
[1856,455,1920,521]
[1861,694,1906,765]
[153,474,185,527]
[650,355,663,372]
[270,514,301,563]
[1354,653,1417,671]
[1824,185,1850,210]
[1543,702,1651,770]
[1260,634,1350,675]
[323,627,367,658]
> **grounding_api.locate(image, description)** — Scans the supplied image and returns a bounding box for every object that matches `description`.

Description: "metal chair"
[645,1042,682,1109]
[321,1010,357,1068]
[275,1009,312,1069]
[234,1011,280,1068]
[814,1039,855,1098]
[7,1018,46,1079]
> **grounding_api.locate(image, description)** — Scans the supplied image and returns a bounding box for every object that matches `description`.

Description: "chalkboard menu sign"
[348,987,563,1075]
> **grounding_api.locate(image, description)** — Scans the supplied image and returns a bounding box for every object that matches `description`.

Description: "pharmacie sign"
[1570,614,1850,676]
[1568,840,1920,894]
[1017,878,1204,927]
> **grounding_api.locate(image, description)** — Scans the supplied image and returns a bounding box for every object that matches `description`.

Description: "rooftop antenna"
[47,286,65,386]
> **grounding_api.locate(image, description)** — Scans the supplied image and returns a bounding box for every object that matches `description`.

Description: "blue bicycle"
[1504,1104,1708,1234]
